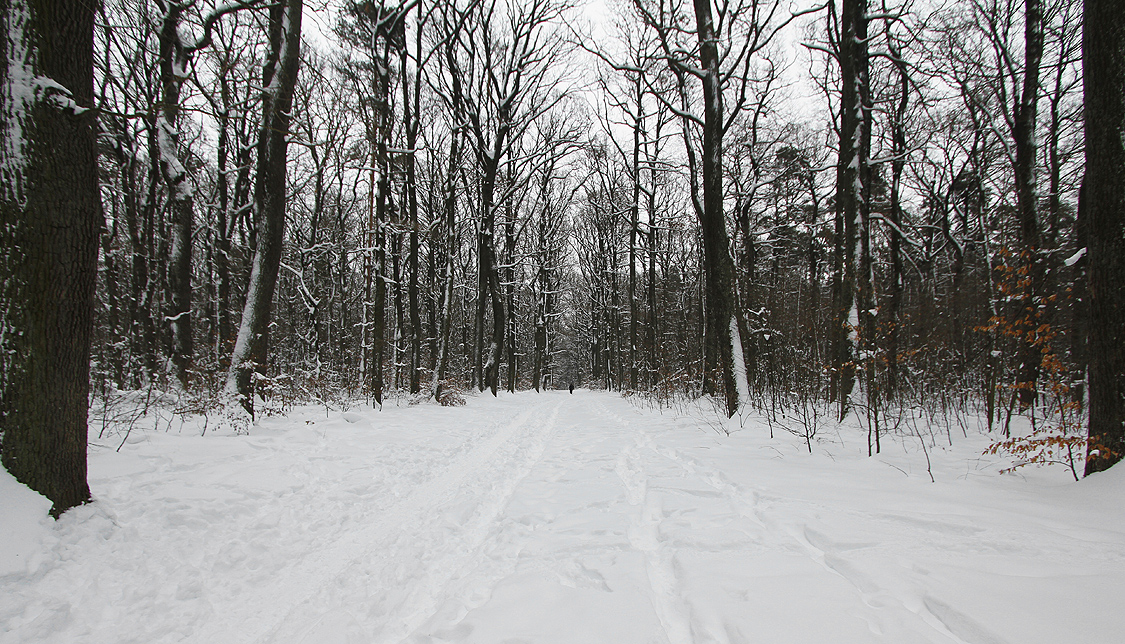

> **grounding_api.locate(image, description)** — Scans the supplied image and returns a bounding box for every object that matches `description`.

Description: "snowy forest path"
[235,395,564,644]
[3,390,1123,644]
[583,395,961,644]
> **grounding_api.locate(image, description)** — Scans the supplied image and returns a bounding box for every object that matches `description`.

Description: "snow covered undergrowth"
[2,390,1123,644]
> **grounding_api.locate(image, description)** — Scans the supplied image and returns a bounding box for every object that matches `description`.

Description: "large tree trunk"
[372,144,388,405]
[432,131,460,401]
[853,0,875,450]
[473,219,485,391]
[692,0,741,417]
[0,0,99,516]
[369,35,395,405]
[505,200,516,393]
[156,4,194,388]
[885,22,908,400]
[533,236,549,392]
[1013,0,1044,409]
[646,117,662,390]
[629,77,642,392]
[226,0,302,416]
[1083,0,1125,475]
[478,148,505,396]
[403,42,422,395]
[831,0,868,422]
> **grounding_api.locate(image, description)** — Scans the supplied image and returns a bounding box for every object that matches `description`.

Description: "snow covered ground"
[2,390,1123,644]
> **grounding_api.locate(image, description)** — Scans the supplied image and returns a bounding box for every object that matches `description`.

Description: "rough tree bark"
[0,0,99,516]
[478,145,505,396]
[1083,0,1125,475]
[370,47,391,406]
[628,75,642,392]
[505,189,517,393]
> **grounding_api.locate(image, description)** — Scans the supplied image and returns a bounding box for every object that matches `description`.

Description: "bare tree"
[94,0,164,388]
[437,0,570,395]
[632,0,820,415]
[155,0,264,387]
[527,114,583,391]
[1012,0,1045,409]
[226,0,303,415]
[825,0,871,422]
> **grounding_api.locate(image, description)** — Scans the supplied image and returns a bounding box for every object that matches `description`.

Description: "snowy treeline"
[4,0,1125,517]
[89,0,1093,452]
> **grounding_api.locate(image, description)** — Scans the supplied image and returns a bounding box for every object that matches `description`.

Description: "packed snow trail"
[2,390,1124,644]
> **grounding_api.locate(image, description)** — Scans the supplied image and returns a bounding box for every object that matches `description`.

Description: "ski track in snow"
[607,402,693,644]
[2,390,1124,644]
[586,397,1102,644]
[645,434,1008,644]
[230,398,563,644]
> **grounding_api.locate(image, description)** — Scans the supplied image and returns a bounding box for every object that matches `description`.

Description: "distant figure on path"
[569,383,574,394]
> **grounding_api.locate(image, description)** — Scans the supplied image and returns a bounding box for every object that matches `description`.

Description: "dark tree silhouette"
[1083,0,1125,474]
[0,0,100,516]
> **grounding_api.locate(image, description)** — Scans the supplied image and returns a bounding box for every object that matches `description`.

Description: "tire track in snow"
[189,398,560,644]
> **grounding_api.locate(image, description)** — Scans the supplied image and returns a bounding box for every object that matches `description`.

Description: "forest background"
[3,0,1123,516]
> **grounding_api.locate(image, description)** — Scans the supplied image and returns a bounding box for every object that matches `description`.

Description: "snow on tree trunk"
[432,131,460,402]
[225,0,303,417]
[693,0,740,417]
[0,0,98,516]
[831,0,869,422]
[730,315,750,406]
[478,150,505,397]
[157,4,194,388]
